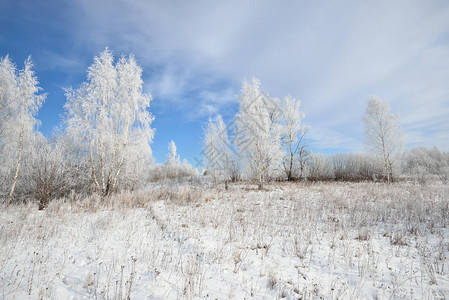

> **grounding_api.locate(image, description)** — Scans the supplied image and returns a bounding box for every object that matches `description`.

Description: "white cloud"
[308,125,359,152]
[61,0,449,151]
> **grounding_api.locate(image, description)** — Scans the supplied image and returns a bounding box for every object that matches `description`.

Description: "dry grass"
[1,181,448,299]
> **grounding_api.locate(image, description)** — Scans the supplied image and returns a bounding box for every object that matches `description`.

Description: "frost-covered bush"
[149,141,199,182]
[27,136,94,208]
[149,162,199,182]
[330,153,383,181]
[401,146,449,184]
[304,152,386,182]
[306,153,334,180]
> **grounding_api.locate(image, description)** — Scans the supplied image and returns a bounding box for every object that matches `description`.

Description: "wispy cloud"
[23,0,449,151]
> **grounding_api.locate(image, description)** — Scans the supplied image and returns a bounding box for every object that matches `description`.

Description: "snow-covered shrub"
[330,153,383,181]
[149,141,199,182]
[401,146,449,184]
[306,153,334,181]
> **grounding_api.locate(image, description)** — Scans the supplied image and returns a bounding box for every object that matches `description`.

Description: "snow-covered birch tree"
[0,57,45,204]
[279,96,308,181]
[0,55,17,122]
[203,115,232,187]
[165,140,180,178]
[203,117,219,182]
[235,78,283,189]
[215,115,233,188]
[64,49,154,196]
[363,97,404,183]
[0,55,18,181]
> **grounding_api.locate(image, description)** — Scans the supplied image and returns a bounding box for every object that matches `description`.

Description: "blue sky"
[1,0,449,165]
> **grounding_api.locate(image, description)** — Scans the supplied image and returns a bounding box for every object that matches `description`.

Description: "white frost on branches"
[0,56,45,204]
[280,96,309,181]
[363,97,404,182]
[203,115,233,185]
[234,78,284,189]
[64,48,154,196]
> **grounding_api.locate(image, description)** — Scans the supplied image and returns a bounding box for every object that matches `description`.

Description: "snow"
[1,182,449,299]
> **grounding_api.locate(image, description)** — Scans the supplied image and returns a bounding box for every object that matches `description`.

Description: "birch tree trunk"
[99,94,107,196]
[8,102,25,205]
[110,116,131,193]
[86,112,101,191]
[0,89,4,177]
[256,139,263,189]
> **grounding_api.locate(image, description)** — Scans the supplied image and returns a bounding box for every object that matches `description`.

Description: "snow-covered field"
[1,182,449,299]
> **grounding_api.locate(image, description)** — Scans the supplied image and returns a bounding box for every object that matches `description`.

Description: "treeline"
[202,79,449,187]
[302,149,449,183]
[1,50,448,208]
